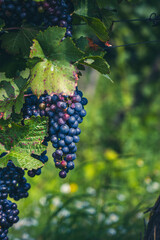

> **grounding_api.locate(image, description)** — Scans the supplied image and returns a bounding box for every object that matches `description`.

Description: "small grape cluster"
[27,151,48,178]
[22,94,40,119]
[0,0,73,37]
[0,199,19,240]
[0,159,31,201]
[22,87,88,178]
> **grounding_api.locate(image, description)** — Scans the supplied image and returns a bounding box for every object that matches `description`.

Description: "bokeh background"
[9,1,160,239]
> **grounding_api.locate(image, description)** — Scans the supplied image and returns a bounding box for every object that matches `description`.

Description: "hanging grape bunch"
[22,87,88,178]
[0,0,73,37]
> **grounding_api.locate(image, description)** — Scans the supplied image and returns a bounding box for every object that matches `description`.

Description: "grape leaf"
[19,68,30,79]
[0,117,48,169]
[78,56,110,74]
[76,36,105,57]
[30,39,45,59]
[73,0,88,16]
[0,76,29,119]
[0,50,26,78]
[0,80,19,101]
[73,0,99,17]
[30,59,77,97]
[73,14,109,42]
[28,37,78,96]
[0,143,6,156]
[100,9,116,31]
[0,27,38,57]
[75,37,89,52]
[14,91,25,114]
[0,96,25,120]
[0,100,15,120]
[36,27,84,62]
[0,73,13,83]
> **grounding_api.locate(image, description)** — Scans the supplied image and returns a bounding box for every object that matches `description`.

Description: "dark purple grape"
[62,146,69,154]
[81,97,88,105]
[58,118,66,125]
[73,136,80,143]
[68,116,76,124]
[67,107,74,115]
[65,136,73,145]
[60,124,69,134]
[74,103,83,112]
[80,109,87,117]
[67,161,74,170]
[58,140,65,147]
[59,170,67,178]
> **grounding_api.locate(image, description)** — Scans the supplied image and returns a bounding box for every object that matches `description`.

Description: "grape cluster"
[0,156,23,238]
[48,88,87,178]
[0,160,31,201]
[0,0,73,37]
[0,147,48,238]
[22,87,88,178]
[0,199,19,240]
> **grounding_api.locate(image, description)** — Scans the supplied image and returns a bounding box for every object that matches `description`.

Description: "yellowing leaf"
[30,59,77,96]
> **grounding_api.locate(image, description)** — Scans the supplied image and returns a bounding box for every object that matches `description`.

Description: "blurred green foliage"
[9,0,160,239]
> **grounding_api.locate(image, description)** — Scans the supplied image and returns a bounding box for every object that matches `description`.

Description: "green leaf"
[0,50,26,78]
[36,27,84,62]
[75,37,105,58]
[0,75,27,101]
[27,57,42,69]
[0,101,14,120]
[0,81,18,101]
[0,27,38,56]
[30,39,45,59]
[103,74,113,83]
[76,36,89,52]
[30,59,77,96]
[73,0,88,16]
[57,37,85,62]
[0,151,43,169]
[78,56,110,74]
[0,116,48,169]
[100,9,116,31]
[19,68,30,79]
[14,91,25,114]
[0,143,6,156]
[0,73,13,83]
[73,14,109,42]
[73,0,99,17]
[0,76,28,119]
